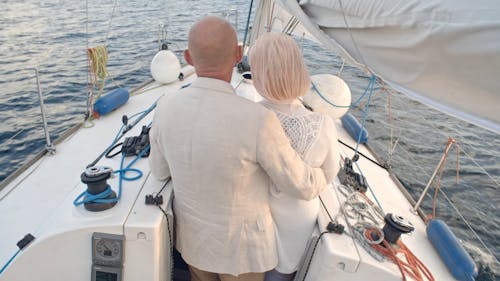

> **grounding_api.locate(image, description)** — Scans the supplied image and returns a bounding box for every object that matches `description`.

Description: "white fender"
[150,50,181,84]
[304,74,351,119]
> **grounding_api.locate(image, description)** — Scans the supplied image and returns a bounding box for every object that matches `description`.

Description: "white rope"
[104,0,119,46]
[338,58,346,77]
[337,0,370,74]
[1,129,25,147]
[335,182,386,261]
[459,145,500,188]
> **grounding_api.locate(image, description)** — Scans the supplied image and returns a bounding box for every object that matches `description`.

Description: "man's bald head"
[184,16,242,81]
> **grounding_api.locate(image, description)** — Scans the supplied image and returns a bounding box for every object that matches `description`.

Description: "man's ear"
[236,44,243,63]
[184,50,194,66]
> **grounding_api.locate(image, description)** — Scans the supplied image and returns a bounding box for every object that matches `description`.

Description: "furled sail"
[269,0,500,133]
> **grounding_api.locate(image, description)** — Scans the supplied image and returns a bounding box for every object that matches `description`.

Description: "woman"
[249,32,341,281]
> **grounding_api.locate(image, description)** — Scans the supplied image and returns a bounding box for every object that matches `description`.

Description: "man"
[149,16,328,281]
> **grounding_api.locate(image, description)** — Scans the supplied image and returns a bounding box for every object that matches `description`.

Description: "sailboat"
[0,0,498,281]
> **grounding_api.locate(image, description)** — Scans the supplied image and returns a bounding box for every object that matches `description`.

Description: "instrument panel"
[91,232,124,281]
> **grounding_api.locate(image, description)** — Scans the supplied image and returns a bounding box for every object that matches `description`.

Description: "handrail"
[31,67,56,155]
[0,76,156,194]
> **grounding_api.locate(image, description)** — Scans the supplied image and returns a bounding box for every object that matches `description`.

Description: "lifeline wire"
[337,0,369,73]
[385,92,499,260]
[393,135,499,262]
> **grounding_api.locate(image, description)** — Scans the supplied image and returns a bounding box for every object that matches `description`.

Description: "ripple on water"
[0,0,498,279]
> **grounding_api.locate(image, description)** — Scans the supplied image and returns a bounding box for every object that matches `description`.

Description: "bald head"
[185,16,242,81]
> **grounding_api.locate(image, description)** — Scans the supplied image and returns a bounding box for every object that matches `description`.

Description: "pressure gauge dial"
[92,232,124,267]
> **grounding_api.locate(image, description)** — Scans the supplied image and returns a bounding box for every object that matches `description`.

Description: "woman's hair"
[249,32,310,102]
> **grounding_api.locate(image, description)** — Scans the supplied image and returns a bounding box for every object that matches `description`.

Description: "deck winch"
[382,213,415,244]
[80,166,116,212]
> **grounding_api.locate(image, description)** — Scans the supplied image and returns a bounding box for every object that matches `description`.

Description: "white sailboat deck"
[0,68,455,280]
[313,122,453,280]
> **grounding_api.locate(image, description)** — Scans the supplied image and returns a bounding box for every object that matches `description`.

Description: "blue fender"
[94,88,130,116]
[341,112,368,144]
[427,219,477,281]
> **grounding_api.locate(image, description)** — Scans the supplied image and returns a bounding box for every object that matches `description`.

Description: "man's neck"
[195,68,232,83]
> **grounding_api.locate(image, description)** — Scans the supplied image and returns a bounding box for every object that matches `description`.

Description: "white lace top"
[274,112,323,158]
[261,98,340,274]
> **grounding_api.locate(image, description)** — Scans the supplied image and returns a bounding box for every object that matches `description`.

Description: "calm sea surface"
[0,0,498,279]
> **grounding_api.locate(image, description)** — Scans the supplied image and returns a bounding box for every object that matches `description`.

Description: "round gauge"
[92,233,124,266]
[95,239,121,260]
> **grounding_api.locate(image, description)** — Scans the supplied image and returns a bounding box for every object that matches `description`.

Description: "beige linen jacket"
[149,77,327,275]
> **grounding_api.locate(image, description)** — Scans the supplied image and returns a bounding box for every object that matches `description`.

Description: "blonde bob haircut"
[249,33,310,102]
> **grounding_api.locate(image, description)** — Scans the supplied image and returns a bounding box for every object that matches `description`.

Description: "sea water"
[0,0,498,279]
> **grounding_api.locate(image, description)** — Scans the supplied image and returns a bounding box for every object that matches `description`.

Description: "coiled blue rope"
[73,144,149,207]
[73,184,115,205]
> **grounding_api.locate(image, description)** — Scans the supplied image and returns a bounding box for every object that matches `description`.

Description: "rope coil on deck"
[364,230,435,281]
[332,179,435,281]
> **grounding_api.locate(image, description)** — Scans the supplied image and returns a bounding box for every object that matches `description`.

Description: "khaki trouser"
[189,265,265,281]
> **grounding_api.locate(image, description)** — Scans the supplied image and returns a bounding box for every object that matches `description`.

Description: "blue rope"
[73,185,115,205]
[113,144,150,201]
[350,75,383,210]
[73,144,150,207]
[0,249,20,275]
[2,109,152,275]
[354,76,376,152]
[122,103,156,135]
[316,74,383,209]
[111,109,147,143]
[311,75,376,109]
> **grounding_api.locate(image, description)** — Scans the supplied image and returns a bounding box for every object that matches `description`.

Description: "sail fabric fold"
[275,0,500,132]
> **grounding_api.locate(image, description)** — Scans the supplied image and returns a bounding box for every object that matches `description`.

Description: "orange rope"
[429,138,457,220]
[431,156,447,219]
[364,229,435,281]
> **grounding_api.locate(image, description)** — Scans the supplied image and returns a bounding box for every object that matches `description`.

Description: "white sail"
[269,0,500,133]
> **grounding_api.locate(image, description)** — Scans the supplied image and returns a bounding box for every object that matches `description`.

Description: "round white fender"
[150,50,181,84]
[304,74,351,119]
